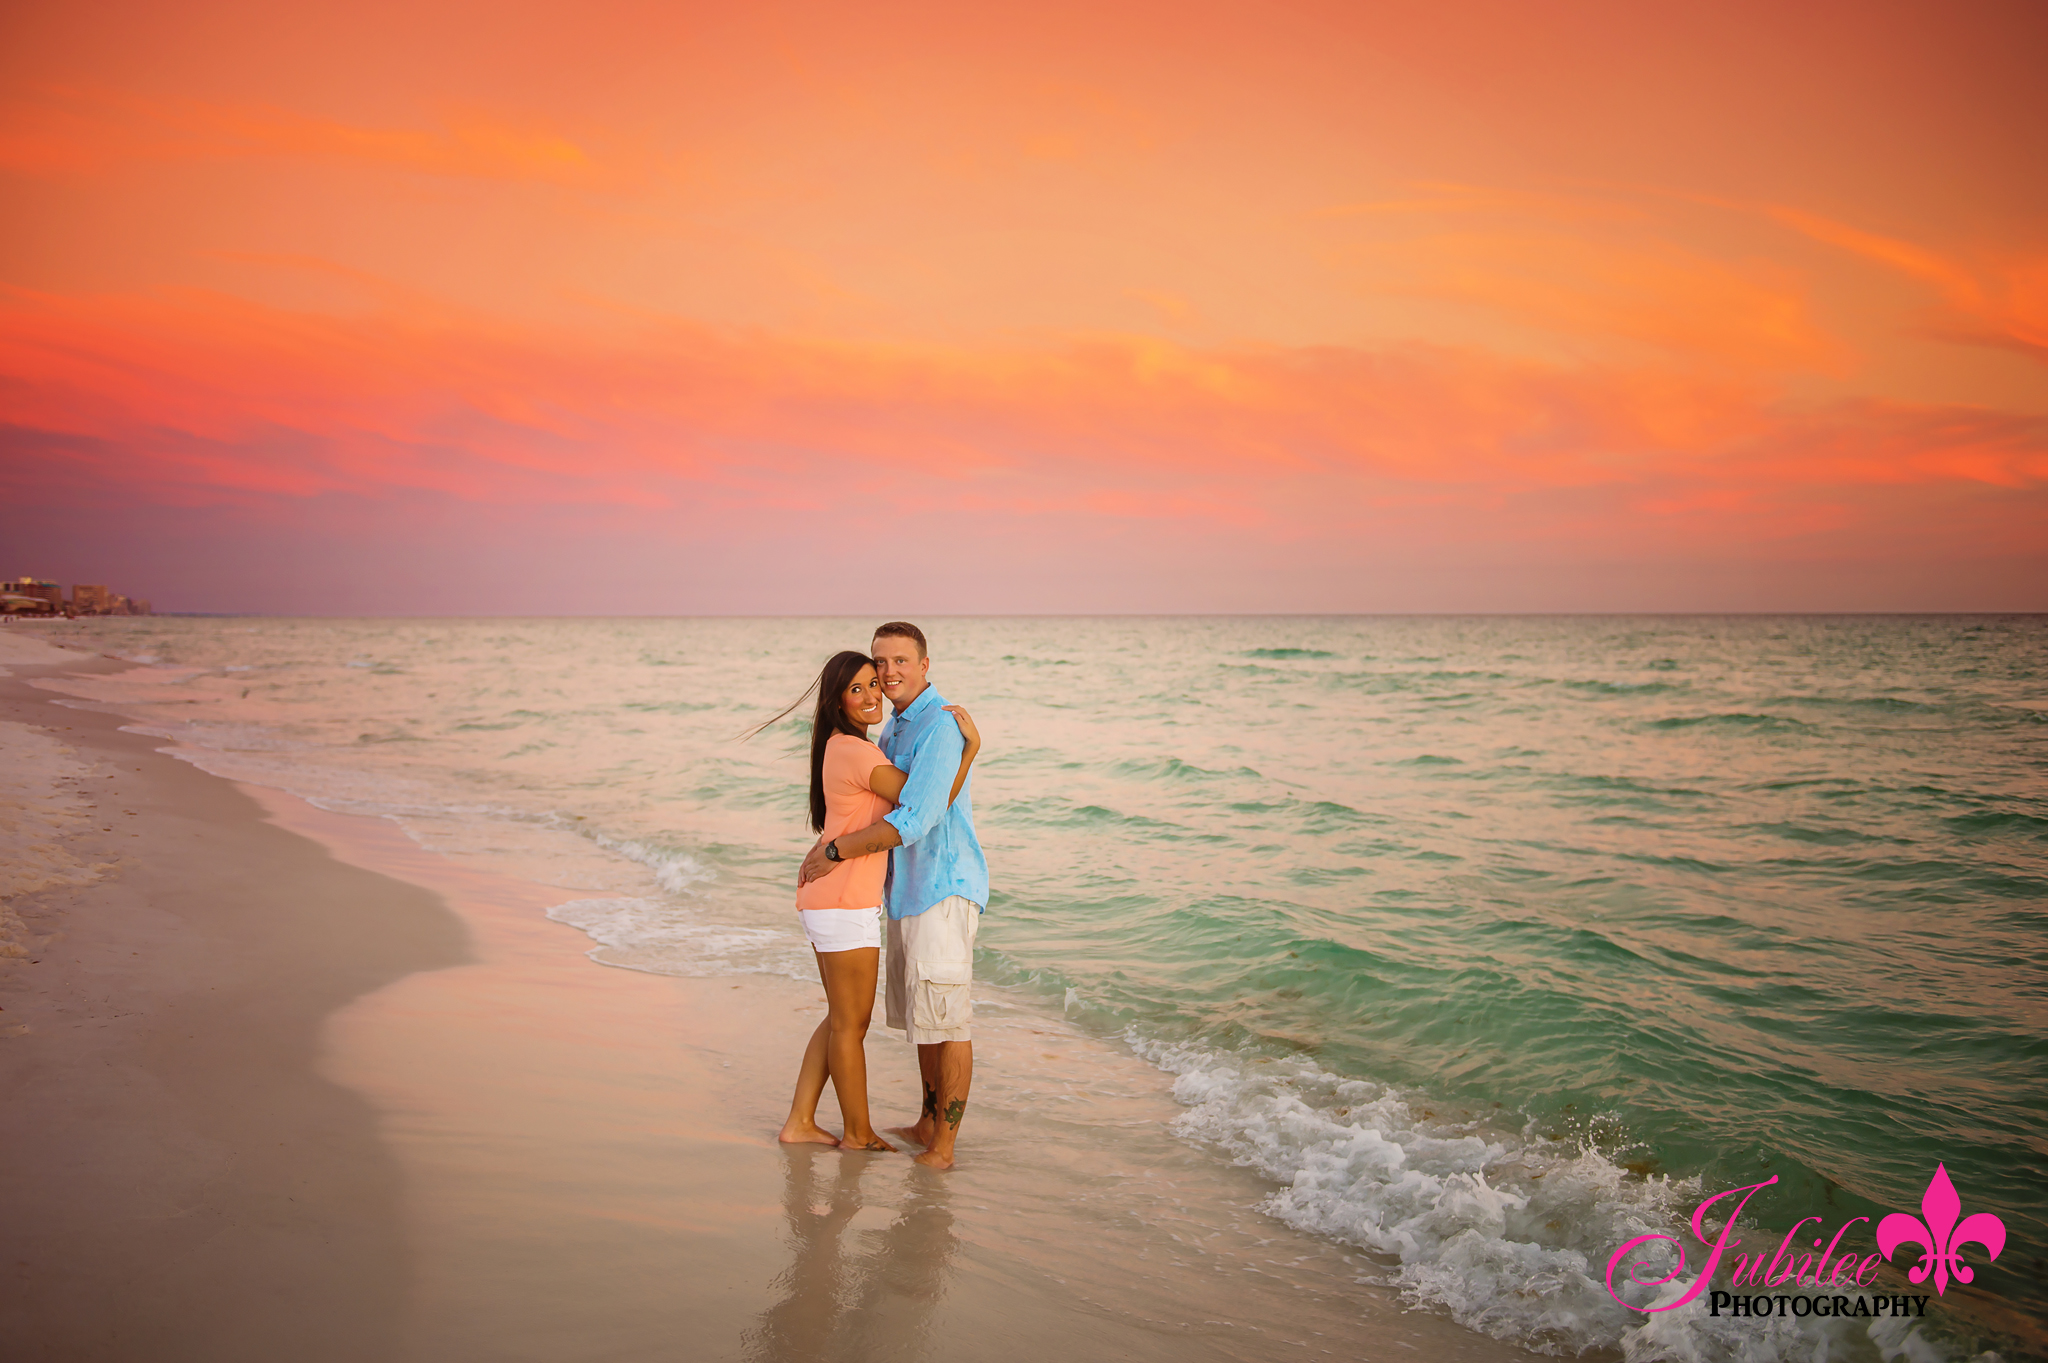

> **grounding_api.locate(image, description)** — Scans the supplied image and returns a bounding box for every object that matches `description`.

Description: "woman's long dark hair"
[741,650,877,832]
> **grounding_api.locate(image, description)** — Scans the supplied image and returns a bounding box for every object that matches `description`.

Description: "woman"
[759,650,980,1150]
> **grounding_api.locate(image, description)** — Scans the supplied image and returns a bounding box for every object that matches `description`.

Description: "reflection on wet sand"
[745,1147,959,1362]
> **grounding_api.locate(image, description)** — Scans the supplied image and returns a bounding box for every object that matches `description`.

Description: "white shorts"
[799,906,882,953]
[885,895,980,1044]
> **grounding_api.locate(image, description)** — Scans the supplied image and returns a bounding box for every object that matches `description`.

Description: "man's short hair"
[872,621,928,658]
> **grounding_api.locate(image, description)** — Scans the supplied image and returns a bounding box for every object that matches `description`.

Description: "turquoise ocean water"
[36,615,2046,1359]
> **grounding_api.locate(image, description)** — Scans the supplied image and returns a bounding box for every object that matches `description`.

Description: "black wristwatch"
[823,840,843,863]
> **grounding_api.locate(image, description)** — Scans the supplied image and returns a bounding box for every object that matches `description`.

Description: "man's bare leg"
[912,1040,972,1169]
[891,1043,944,1148]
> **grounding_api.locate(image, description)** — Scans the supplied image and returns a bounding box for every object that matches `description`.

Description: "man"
[799,622,986,1169]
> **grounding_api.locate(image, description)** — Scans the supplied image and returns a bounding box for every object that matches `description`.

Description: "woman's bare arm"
[870,763,908,803]
[943,705,980,806]
[865,706,979,808]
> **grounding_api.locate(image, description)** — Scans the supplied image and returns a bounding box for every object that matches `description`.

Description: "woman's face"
[841,664,886,729]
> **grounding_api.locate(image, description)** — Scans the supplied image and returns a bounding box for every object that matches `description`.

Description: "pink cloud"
[4,284,2042,574]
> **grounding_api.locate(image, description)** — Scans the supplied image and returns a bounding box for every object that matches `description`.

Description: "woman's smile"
[843,666,886,726]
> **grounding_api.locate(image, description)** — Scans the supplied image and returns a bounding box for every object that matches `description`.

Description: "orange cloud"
[0,85,604,184]
[1125,288,1198,327]
[3,284,2041,569]
[1319,183,1650,226]
[1755,204,2048,360]
[1331,230,1845,373]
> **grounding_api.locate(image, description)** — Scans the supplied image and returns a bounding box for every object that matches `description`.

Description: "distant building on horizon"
[0,578,153,617]
[2,577,63,615]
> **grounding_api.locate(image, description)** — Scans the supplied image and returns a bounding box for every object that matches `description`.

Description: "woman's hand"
[798,837,824,887]
[943,704,980,751]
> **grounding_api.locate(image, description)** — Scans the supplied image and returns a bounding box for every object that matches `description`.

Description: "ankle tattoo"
[944,1098,966,1130]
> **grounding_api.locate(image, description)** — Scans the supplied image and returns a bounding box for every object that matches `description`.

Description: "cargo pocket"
[911,959,973,1033]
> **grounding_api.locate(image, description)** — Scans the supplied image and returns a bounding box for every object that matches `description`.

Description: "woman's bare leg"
[777,958,840,1145]
[818,946,894,1151]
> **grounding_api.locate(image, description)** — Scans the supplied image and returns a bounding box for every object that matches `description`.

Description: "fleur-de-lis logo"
[1876,1164,2006,1297]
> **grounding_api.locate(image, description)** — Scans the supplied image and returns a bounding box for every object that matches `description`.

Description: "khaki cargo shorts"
[885,895,980,1044]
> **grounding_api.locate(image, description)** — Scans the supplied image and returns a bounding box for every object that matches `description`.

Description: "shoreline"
[0,637,1563,1361]
[0,641,471,1361]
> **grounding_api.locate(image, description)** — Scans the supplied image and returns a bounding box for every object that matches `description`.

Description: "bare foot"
[885,1123,932,1148]
[896,1117,940,1146]
[840,1133,898,1153]
[912,1148,955,1170]
[777,1121,842,1146]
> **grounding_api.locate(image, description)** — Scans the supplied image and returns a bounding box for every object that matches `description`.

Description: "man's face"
[871,634,930,706]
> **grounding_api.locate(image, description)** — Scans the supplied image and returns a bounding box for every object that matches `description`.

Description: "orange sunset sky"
[3,0,2044,613]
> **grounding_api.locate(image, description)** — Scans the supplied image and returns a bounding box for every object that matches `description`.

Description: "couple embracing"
[766,622,986,1170]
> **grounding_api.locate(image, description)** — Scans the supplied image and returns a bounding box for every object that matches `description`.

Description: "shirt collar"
[896,684,943,725]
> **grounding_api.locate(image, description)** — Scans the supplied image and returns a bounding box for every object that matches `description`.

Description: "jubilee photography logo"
[1606,1163,2008,1322]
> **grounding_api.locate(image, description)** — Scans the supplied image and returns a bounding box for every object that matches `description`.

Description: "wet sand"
[0,635,466,1361]
[1,635,1557,1362]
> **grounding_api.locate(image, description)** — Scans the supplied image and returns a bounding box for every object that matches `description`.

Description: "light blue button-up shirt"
[879,684,988,920]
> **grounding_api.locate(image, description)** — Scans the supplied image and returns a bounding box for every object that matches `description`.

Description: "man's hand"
[799,837,835,886]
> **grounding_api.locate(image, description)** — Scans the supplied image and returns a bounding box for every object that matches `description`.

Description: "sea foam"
[580,831,719,897]
[1130,1035,1972,1363]
[545,896,812,980]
